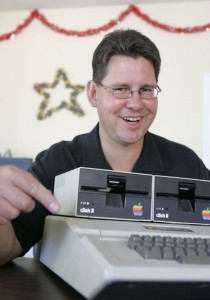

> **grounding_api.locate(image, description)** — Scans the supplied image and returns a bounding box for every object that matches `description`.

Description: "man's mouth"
[122,117,142,124]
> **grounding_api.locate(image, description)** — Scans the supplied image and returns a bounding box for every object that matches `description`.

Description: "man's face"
[88,55,158,147]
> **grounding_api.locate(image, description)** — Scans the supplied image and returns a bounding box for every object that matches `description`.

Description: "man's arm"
[0,222,22,266]
[0,166,59,266]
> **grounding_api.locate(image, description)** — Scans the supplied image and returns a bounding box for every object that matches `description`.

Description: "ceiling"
[0,0,204,11]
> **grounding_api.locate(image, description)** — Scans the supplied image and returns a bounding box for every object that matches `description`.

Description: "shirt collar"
[84,126,165,175]
[82,124,111,169]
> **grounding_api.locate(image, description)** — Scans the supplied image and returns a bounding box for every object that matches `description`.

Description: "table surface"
[0,257,85,300]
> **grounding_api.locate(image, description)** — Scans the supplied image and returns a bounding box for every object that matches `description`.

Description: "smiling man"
[87,54,159,171]
[0,29,209,265]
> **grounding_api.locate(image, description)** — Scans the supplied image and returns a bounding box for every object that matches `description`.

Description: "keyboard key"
[137,246,162,259]
[127,234,141,249]
[163,247,174,260]
[176,255,210,264]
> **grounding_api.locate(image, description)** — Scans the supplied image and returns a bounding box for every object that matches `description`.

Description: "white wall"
[0,1,210,163]
[203,73,210,169]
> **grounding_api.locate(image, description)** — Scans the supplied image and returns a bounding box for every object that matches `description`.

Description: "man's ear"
[86,80,97,107]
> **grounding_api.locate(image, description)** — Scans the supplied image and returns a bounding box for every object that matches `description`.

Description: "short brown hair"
[92,29,161,82]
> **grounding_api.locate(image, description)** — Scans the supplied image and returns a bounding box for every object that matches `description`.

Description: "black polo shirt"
[12,124,210,255]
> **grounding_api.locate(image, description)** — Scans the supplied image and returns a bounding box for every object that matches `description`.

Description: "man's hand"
[0,165,59,225]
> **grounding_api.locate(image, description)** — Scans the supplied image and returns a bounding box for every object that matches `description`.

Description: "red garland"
[0,4,209,42]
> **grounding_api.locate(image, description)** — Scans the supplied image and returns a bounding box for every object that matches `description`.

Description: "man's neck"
[100,135,144,172]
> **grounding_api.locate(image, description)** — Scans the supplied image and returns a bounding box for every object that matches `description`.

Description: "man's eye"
[141,87,153,92]
[115,88,129,93]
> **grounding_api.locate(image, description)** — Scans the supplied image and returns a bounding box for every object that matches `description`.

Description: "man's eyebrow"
[140,84,157,88]
[111,83,130,87]
[110,83,157,88]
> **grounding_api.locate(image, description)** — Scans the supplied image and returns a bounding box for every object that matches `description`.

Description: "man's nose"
[126,91,144,108]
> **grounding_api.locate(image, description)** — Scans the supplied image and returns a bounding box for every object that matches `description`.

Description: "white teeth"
[123,117,141,122]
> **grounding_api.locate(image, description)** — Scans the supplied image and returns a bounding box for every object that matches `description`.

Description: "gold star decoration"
[34,68,85,120]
